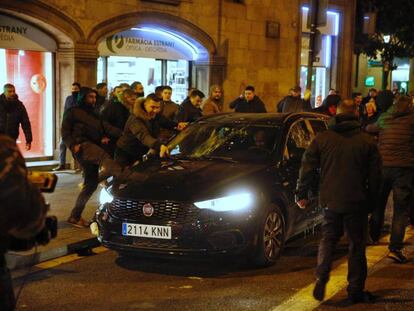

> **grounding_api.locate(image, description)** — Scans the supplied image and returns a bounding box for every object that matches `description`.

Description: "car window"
[285,120,312,160]
[308,119,327,136]
[168,124,280,162]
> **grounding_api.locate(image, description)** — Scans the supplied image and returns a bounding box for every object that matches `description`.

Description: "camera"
[8,216,58,251]
[8,172,58,252]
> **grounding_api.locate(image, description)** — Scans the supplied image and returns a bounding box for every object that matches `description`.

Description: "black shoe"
[348,291,376,304]
[388,250,408,263]
[313,279,327,301]
[52,164,65,171]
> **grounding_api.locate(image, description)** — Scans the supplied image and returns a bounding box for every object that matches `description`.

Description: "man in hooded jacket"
[296,99,381,304]
[62,87,122,227]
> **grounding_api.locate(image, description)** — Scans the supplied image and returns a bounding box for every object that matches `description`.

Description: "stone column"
[74,43,99,88]
[192,55,226,96]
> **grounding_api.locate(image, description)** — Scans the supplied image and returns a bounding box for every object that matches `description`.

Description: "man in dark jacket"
[101,86,132,131]
[54,82,81,171]
[115,94,186,167]
[62,87,122,228]
[176,89,205,123]
[367,96,414,263]
[0,84,32,150]
[296,99,381,303]
[229,85,266,113]
[159,86,179,142]
[277,85,311,113]
[95,82,108,114]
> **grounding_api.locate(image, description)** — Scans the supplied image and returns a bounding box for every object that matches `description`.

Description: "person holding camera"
[0,134,50,311]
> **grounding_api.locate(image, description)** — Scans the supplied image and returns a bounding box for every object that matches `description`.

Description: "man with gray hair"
[296,99,381,304]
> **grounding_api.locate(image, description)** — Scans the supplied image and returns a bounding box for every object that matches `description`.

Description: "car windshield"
[168,122,280,162]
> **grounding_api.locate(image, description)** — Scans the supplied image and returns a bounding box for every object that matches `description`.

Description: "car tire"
[251,204,285,267]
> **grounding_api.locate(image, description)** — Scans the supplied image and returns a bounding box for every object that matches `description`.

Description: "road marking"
[35,246,108,269]
[271,228,414,311]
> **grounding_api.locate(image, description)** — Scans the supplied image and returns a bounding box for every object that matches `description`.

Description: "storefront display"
[98,27,202,103]
[0,14,56,158]
[300,7,340,105]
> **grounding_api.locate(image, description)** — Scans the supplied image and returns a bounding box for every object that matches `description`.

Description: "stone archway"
[0,0,84,46]
[87,11,216,56]
[88,11,225,91]
[0,0,85,162]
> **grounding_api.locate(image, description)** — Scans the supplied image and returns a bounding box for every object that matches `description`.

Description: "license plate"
[122,223,171,239]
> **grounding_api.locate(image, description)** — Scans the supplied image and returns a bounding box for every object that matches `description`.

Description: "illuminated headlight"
[194,192,253,212]
[99,188,113,205]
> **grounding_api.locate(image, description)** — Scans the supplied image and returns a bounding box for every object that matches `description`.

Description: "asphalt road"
[12,230,414,311]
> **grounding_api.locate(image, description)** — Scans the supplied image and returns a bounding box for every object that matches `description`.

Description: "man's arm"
[229,97,242,109]
[175,105,188,123]
[129,119,161,151]
[296,138,321,202]
[20,104,32,145]
[159,115,177,130]
[61,109,76,149]
[101,119,122,140]
[367,141,382,211]
[257,98,267,113]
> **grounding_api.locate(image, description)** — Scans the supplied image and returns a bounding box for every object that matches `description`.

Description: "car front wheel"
[252,204,285,267]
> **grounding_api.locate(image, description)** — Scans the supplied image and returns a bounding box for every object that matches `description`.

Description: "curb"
[6,237,100,271]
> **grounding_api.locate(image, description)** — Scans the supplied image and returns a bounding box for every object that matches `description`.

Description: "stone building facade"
[0,0,356,160]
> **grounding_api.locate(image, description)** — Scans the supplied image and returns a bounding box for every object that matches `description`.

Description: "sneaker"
[52,164,65,171]
[388,250,408,263]
[348,291,376,304]
[313,279,327,301]
[67,217,90,228]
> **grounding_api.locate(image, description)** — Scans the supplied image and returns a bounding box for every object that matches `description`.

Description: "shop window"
[102,56,189,104]
[300,7,340,107]
[0,49,53,158]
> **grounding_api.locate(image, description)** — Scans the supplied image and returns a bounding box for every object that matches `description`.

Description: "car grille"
[109,198,200,223]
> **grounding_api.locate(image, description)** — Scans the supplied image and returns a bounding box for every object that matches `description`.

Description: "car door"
[278,119,314,233]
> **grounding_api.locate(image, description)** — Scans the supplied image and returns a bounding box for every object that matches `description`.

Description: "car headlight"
[194,192,253,212]
[99,187,113,205]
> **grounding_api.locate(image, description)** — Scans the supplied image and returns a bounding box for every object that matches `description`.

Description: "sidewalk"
[6,171,101,270]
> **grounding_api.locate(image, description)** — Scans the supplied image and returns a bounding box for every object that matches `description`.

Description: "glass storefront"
[97,27,204,104]
[0,14,56,159]
[98,56,189,103]
[392,58,410,94]
[300,8,340,106]
[0,49,54,158]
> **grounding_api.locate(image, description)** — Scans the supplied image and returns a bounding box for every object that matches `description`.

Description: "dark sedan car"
[96,112,329,266]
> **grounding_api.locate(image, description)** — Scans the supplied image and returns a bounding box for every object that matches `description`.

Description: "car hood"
[111,158,268,202]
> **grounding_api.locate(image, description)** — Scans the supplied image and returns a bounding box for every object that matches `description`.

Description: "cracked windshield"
[168,123,280,162]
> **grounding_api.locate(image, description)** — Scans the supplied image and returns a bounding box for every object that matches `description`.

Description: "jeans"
[58,139,67,166]
[316,208,368,297]
[70,142,120,221]
[369,167,413,250]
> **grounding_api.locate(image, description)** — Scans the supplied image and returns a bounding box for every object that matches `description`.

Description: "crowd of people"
[0,79,413,305]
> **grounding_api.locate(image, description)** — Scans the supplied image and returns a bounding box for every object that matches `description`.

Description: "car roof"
[197,112,329,126]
